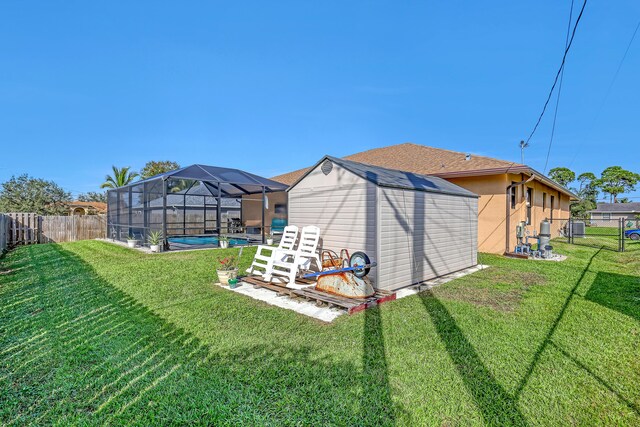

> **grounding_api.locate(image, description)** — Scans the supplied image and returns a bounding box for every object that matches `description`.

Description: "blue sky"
[1,1,639,201]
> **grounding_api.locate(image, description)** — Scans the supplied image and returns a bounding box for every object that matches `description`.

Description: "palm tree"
[101,166,139,189]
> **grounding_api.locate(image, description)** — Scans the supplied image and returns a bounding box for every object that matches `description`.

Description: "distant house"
[589,202,640,227]
[244,143,578,254]
[67,201,107,216]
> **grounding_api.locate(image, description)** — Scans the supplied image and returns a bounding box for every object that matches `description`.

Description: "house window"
[510,183,517,209]
[526,187,533,225]
[543,192,547,212]
[550,195,555,222]
[603,213,611,220]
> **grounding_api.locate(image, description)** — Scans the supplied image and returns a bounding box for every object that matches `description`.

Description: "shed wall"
[288,163,378,287]
[377,187,478,290]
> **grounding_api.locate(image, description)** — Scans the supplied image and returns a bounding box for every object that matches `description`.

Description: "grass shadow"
[361,306,396,425]
[548,341,640,417]
[514,249,601,397]
[585,271,640,322]
[419,290,528,426]
[0,243,402,425]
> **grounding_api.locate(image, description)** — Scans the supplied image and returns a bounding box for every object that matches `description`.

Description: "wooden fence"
[0,214,9,253]
[0,213,106,247]
[41,215,107,243]
[7,213,40,245]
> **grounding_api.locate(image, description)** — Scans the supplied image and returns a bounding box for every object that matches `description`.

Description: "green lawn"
[1,240,639,425]
[571,226,640,252]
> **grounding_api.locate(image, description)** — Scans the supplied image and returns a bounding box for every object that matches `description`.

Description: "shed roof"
[290,155,478,198]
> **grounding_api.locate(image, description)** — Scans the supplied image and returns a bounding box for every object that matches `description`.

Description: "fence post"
[620,218,625,252]
[618,218,621,252]
[569,218,574,245]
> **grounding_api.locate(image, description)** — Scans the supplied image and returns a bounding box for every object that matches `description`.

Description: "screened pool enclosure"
[106,164,288,249]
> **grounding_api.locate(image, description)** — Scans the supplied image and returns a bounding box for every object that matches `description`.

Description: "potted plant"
[219,235,230,249]
[266,235,274,246]
[148,231,162,253]
[216,254,238,285]
[126,234,138,248]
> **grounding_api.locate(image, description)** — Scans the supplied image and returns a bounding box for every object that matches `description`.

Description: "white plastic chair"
[246,225,299,278]
[266,225,322,288]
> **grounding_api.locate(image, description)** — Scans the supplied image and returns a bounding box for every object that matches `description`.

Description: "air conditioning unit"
[571,221,586,238]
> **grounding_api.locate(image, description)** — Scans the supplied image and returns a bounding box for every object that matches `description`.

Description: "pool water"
[168,236,249,246]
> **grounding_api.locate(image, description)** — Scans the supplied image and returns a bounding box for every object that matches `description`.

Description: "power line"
[525,0,588,146]
[543,0,575,174]
[568,17,640,171]
[593,18,640,123]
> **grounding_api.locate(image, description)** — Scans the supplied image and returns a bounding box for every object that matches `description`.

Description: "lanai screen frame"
[106,164,288,248]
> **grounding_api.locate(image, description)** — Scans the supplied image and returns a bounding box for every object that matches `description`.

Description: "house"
[288,156,478,290]
[67,201,107,215]
[589,202,640,227]
[245,143,578,254]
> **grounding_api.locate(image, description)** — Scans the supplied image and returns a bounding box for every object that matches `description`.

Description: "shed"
[287,156,479,291]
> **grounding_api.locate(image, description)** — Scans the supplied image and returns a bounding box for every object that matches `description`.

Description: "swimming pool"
[168,236,249,246]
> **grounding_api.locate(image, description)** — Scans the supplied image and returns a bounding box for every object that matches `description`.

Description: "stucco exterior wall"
[447,175,508,254]
[448,174,572,253]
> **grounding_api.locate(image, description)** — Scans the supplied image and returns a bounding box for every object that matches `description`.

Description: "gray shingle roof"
[592,202,640,213]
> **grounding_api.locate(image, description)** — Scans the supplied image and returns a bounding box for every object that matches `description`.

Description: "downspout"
[505,174,536,254]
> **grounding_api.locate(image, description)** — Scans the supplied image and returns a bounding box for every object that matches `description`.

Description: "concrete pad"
[97,238,154,254]
[395,264,490,299]
[218,282,344,322]
[220,264,488,322]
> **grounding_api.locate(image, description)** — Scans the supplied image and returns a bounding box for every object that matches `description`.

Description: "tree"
[77,191,107,203]
[571,172,599,219]
[570,198,596,220]
[617,197,631,203]
[577,172,597,192]
[101,166,139,189]
[548,167,576,188]
[596,166,640,203]
[140,161,180,179]
[0,174,71,215]
[571,184,598,219]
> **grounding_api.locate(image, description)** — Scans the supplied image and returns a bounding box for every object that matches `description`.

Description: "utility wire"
[525,0,588,145]
[569,17,640,171]
[593,18,640,123]
[543,0,575,174]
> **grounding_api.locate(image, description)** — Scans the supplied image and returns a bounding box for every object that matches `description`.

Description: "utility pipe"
[505,174,536,254]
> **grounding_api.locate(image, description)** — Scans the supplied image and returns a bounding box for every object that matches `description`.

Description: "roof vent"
[321,159,333,175]
[465,153,471,161]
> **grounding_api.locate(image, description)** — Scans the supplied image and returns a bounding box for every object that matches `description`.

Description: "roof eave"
[525,167,580,200]
[432,166,580,200]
